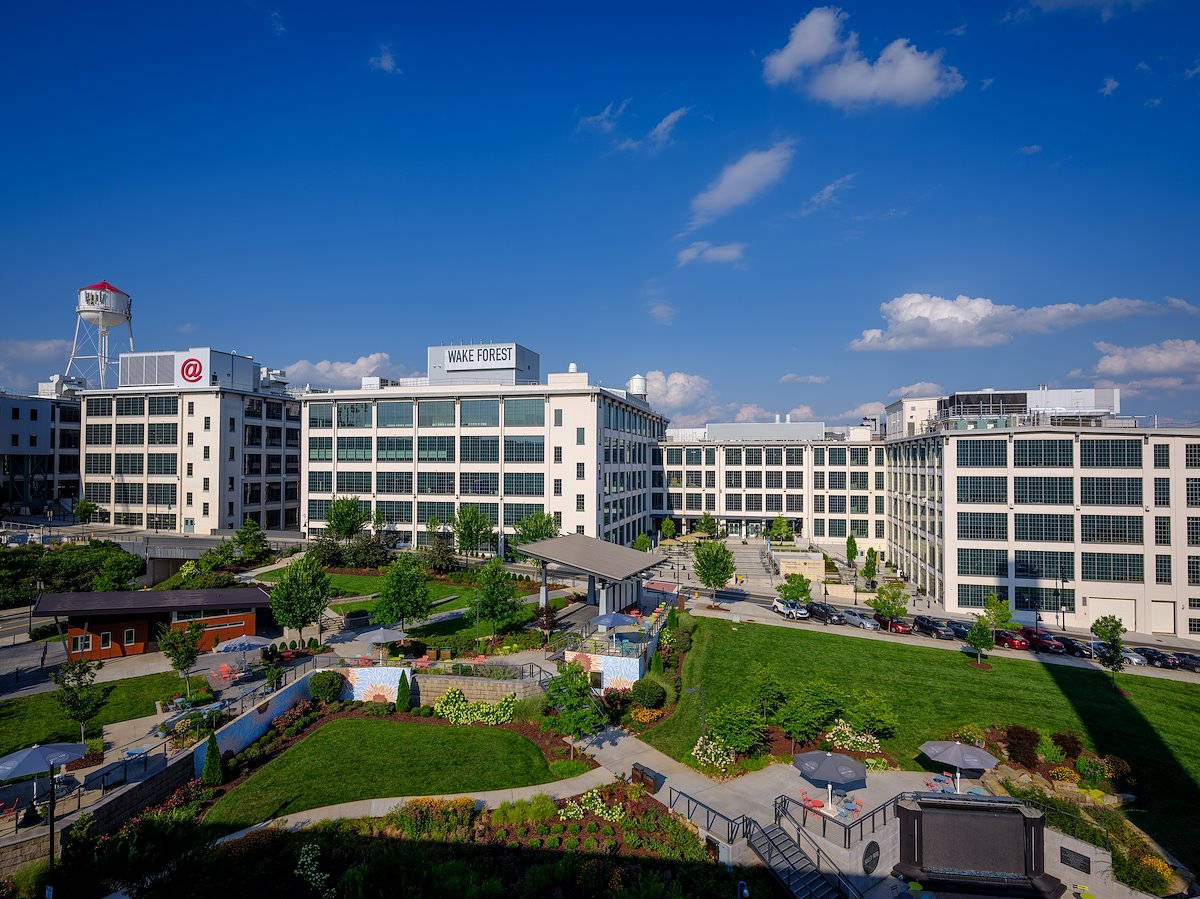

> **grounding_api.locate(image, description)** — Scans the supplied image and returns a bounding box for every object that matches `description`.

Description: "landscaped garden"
[642,616,1200,877]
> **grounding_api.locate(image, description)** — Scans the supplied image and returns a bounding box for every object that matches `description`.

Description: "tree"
[746,662,786,723]
[421,535,458,574]
[92,552,142,591]
[512,510,559,568]
[533,602,559,643]
[965,616,994,663]
[325,496,370,543]
[200,732,223,786]
[269,554,332,645]
[865,580,907,628]
[769,516,790,540]
[373,553,432,632]
[632,533,651,552]
[52,658,109,742]
[845,534,858,569]
[544,662,604,743]
[451,505,492,556]
[862,547,877,583]
[157,620,205,699]
[692,540,735,605]
[474,557,521,640]
[694,512,718,537]
[1091,614,1127,689]
[425,513,442,541]
[981,591,1017,632]
[774,682,842,752]
[775,572,813,604]
[72,499,97,536]
[660,518,677,541]
[234,518,270,564]
[197,539,236,574]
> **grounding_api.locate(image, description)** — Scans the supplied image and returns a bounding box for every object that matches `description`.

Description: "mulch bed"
[969,661,993,670]
[65,751,105,771]
[774,728,900,768]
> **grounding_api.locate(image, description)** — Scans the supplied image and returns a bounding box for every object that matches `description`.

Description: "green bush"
[549,822,563,835]
[1076,755,1107,784]
[9,858,50,898]
[544,836,559,849]
[583,837,598,852]
[601,824,614,836]
[844,691,898,738]
[585,821,599,833]
[307,637,318,650]
[1038,732,1065,765]
[396,671,411,713]
[536,823,549,836]
[631,678,666,709]
[308,670,345,704]
[563,837,578,851]
[707,703,764,754]
[200,733,223,786]
[650,653,664,674]
[288,640,298,650]
[566,822,580,835]
[86,736,105,756]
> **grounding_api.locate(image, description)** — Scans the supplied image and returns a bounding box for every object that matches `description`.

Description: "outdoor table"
[843,799,856,809]
[123,747,148,760]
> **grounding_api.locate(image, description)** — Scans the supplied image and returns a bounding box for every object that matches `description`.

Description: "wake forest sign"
[444,343,517,371]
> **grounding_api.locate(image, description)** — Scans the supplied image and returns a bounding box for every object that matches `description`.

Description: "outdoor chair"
[0,799,17,820]
[472,654,486,664]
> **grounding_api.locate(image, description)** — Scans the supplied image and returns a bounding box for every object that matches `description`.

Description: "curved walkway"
[215,766,612,844]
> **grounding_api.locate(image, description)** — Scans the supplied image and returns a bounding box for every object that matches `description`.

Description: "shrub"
[549,823,563,835]
[433,688,516,725]
[1051,731,1084,759]
[631,707,664,725]
[564,837,578,851]
[1038,733,1065,765]
[200,733,223,786]
[1005,724,1040,769]
[420,705,433,717]
[601,824,614,836]
[583,837,598,852]
[600,688,632,723]
[630,678,666,710]
[827,719,881,753]
[544,836,560,849]
[843,691,898,738]
[512,695,546,724]
[566,822,580,835]
[1075,755,1106,784]
[495,828,507,840]
[289,640,298,650]
[308,670,345,704]
[1103,755,1132,784]
[362,701,395,717]
[384,797,476,840]
[396,671,411,713]
[691,734,736,771]
[585,821,599,833]
[1049,766,1080,783]
[707,703,764,754]
[536,823,549,836]
[949,723,986,746]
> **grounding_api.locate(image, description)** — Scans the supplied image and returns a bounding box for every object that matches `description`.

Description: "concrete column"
[598,583,610,615]
[636,579,644,612]
[539,565,548,608]
[587,575,596,606]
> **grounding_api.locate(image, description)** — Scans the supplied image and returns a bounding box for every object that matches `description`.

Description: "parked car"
[1017,627,1066,653]
[1133,647,1179,669]
[1172,652,1200,672]
[1122,649,1149,666]
[806,602,845,625]
[941,618,971,639]
[873,612,913,634]
[1055,635,1094,658]
[994,630,1030,650]
[842,608,880,630]
[913,615,955,639]
[771,598,809,619]
[864,579,878,590]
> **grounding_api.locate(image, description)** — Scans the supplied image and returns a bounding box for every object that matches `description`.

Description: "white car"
[771,599,809,619]
[842,609,880,630]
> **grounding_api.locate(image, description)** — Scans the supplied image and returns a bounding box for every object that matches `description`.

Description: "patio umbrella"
[919,740,1000,793]
[794,751,867,806]
[592,613,637,631]
[359,626,408,662]
[215,634,272,666]
[0,743,87,871]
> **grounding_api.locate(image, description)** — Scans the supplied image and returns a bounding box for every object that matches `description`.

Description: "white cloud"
[763,7,846,85]
[689,141,794,229]
[1144,97,1162,107]
[368,46,402,75]
[799,173,855,216]
[765,7,964,108]
[1093,376,1200,397]
[851,292,1161,351]
[1093,339,1200,376]
[285,352,405,388]
[735,404,774,422]
[790,405,816,419]
[779,373,828,384]
[836,401,886,421]
[1187,63,1200,79]
[888,381,943,397]
[619,106,690,152]
[0,339,71,391]
[268,11,285,35]
[1017,144,1042,155]
[1030,0,1149,19]
[1099,76,1119,96]
[177,322,196,334]
[1135,61,1150,72]
[947,23,968,36]
[577,99,629,133]
[980,77,994,90]
[645,370,712,411]
[648,302,676,324]
[1167,296,1198,315]
[676,241,747,267]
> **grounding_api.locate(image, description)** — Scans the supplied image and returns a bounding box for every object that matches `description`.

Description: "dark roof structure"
[35,587,271,617]
[517,533,660,582]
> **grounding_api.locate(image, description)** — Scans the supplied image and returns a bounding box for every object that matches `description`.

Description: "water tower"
[65,280,134,388]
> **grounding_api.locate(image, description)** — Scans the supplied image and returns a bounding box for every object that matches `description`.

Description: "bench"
[631,762,662,794]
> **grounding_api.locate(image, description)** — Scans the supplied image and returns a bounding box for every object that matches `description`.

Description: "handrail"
[668,786,741,844]
[774,798,865,899]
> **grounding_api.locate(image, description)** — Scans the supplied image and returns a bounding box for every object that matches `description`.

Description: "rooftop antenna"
[65,280,134,389]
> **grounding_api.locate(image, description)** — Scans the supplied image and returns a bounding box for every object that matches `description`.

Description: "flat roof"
[35,587,271,617]
[517,533,661,581]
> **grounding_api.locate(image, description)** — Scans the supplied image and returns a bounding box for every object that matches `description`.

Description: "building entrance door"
[183,517,195,534]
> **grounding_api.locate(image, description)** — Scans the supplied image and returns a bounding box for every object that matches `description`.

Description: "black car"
[1055,635,1094,658]
[806,602,845,625]
[1135,647,1180,669]
[1173,652,1200,672]
[942,618,971,639]
[913,615,954,639]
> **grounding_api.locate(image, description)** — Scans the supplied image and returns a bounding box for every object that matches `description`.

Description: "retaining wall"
[339,665,541,705]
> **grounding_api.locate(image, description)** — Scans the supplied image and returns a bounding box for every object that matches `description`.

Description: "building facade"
[300,344,666,546]
[886,388,1200,638]
[79,347,302,534]
[654,420,888,553]
[0,376,83,517]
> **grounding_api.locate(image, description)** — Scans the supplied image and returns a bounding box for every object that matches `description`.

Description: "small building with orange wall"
[34,588,274,661]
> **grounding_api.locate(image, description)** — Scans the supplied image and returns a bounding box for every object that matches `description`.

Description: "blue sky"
[1,0,1197,425]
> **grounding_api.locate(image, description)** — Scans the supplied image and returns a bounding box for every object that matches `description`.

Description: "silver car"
[1086,642,1147,665]
[842,609,880,630]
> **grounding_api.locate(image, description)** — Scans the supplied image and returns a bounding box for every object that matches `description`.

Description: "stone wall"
[411,673,543,705]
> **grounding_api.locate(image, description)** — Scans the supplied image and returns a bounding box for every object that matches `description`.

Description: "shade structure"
[359,626,408,645]
[0,744,87,783]
[215,635,271,653]
[793,751,867,792]
[919,740,1000,793]
[592,613,638,630]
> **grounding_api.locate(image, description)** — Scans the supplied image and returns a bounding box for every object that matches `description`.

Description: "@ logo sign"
[180,357,203,383]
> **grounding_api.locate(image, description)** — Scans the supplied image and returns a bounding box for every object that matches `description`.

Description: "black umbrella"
[0,743,87,871]
[793,751,867,805]
[919,740,1000,792]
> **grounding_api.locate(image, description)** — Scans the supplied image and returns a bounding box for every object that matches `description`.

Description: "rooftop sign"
[444,343,517,371]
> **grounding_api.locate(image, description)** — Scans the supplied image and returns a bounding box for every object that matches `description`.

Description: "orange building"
[34,588,273,662]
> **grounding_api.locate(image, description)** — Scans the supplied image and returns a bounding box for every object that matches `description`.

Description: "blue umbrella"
[0,743,87,871]
[215,634,272,666]
[592,613,637,630]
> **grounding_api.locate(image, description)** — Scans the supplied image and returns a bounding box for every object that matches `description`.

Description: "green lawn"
[255,567,480,615]
[645,618,1200,869]
[0,671,205,757]
[204,718,556,830]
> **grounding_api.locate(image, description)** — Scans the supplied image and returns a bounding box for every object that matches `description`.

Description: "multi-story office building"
[655,419,888,553]
[0,375,83,516]
[300,343,666,546]
[886,387,1200,638]
[79,347,302,534]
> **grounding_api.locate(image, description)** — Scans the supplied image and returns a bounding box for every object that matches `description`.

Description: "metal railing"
[775,791,903,849]
[667,786,741,845]
[773,799,865,899]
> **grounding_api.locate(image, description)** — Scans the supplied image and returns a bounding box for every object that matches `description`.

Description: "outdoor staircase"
[745,819,841,899]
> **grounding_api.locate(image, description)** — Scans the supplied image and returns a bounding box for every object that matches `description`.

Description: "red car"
[1018,627,1065,653]
[994,629,1029,650]
[874,612,913,634]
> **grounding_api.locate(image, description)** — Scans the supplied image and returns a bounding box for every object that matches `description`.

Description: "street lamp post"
[685,686,707,735]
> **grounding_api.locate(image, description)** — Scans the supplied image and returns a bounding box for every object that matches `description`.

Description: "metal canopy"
[517,533,660,582]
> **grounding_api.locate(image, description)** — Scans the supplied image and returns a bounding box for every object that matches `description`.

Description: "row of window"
[306,469,552,497]
[84,453,178,475]
[308,435,548,463]
[84,423,179,446]
[84,482,178,505]
[309,398,548,430]
[812,519,885,539]
[307,499,544,527]
[85,396,179,417]
[664,445,884,467]
[957,548,1150,583]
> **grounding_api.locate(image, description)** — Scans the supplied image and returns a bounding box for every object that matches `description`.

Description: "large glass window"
[418,400,455,427]
[115,423,144,445]
[115,396,144,416]
[958,548,1008,577]
[725,448,741,465]
[460,399,500,427]
[460,472,498,495]
[460,436,499,462]
[337,437,372,461]
[308,403,333,429]
[85,424,112,445]
[376,500,412,524]
[958,584,1009,608]
[1154,478,1170,506]
[766,448,784,466]
[377,471,413,494]
[745,448,763,466]
[1080,477,1143,506]
[502,503,544,526]
[377,436,413,461]
[417,436,455,462]
[1081,515,1144,544]
[745,471,763,489]
[828,447,846,466]
[378,401,413,428]
[147,483,176,505]
[85,397,112,417]
[504,436,544,463]
[957,511,1007,540]
[417,472,455,494]
[849,471,869,491]
[309,437,332,461]
[1013,439,1073,467]
[309,471,332,493]
[1080,439,1142,468]
[1014,513,1074,542]
[146,396,176,416]
[957,476,1007,504]
[115,483,143,504]
[1015,550,1074,579]
[1016,586,1075,613]
[1081,552,1144,582]
[308,499,330,521]
[1014,476,1073,505]
[84,453,111,474]
[957,439,1007,467]
[1153,444,1170,468]
[504,398,544,427]
[785,447,803,466]
[147,423,176,445]
[337,402,372,428]
[786,471,803,489]
[114,453,143,475]
[337,471,372,493]
[504,472,544,495]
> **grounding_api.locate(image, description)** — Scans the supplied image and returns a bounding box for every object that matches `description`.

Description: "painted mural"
[343,665,409,702]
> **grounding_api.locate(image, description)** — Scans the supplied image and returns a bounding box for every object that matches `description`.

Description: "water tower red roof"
[80,280,128,295]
